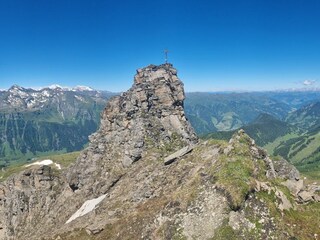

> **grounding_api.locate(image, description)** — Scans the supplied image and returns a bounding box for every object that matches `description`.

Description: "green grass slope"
[203,113,293,146]
[0,151,80,181]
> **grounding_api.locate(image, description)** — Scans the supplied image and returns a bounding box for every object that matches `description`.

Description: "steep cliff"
[0,64,319,240]
[66,63,198,193]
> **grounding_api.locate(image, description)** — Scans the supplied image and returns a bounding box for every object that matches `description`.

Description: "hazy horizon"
[2,82,320,94]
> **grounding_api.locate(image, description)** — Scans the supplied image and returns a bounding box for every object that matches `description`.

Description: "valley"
[200,97,320,177]
[0,85,116,167]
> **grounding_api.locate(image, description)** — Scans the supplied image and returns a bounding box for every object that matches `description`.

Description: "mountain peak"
[67,63,197,190]
[99,63,195,142]
[47,84,64,90]
[44,84,96,92]
[134,63,177,84]
[8,84,24,91]
[72,85,95,91]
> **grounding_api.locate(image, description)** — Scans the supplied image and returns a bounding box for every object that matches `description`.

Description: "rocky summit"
[0,64,319,240]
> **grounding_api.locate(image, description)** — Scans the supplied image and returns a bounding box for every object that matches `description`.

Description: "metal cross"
[164,49,169,64]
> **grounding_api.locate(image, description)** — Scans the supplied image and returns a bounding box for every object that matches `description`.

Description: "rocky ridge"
[0,85,105,111]
[0,64,319,240]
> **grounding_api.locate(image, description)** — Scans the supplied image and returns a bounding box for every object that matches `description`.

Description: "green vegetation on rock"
[0,151,80,181]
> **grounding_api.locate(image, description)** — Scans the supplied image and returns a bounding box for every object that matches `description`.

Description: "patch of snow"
[66,194,107,224]
[41,90,50,97]
[60,110,65,120]
[8,87,29,98]
[47,84,72,91]
[48,84,63,89]
[72,85,94,91]
[26,159,53,166]
[7,95,25,106]
[28,86,43,91]
[27,99,37,108]
[25,159,61,170]
[55,162,62,170]
[9,85,24,90]
[26,84,96,92]
[74,95,85,102]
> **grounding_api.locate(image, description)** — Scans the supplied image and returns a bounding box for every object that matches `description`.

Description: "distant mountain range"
[0,84,97,92]
[0,85,116,167]
[203,98,320,174]
[204,113,293,146]
[1,86,320,170]
[184,91,320,134]
[269,101,320,173]
[286,101,320,130]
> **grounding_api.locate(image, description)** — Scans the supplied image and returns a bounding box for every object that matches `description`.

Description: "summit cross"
[164,49,169,64]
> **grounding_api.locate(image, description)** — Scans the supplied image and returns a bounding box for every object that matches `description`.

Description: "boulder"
[275,190,293,211]
[164,146,194,165]
[273,158,300,180]
[282,179,304,196]
[297,190,314,203]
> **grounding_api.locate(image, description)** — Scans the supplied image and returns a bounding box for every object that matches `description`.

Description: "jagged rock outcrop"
[66,63,198,194]
[0,165,67,239]
[0,64,319,240]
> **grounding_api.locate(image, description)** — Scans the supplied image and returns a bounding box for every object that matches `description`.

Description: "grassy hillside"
[267,102,320,173]
[203,113,293,146]
[185,91,320,135]
[286,102,320,130]
[0,112,97,167]
[185,92,292,134]
[0,151,80,181]
[0,87,113,166]
[202,97,320,177]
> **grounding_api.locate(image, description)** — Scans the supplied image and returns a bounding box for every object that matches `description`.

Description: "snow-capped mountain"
[0,85,117,163]
[47,84,67,90]
[71,85,95,91]
[44,84,96,92]
[0,84,105,111]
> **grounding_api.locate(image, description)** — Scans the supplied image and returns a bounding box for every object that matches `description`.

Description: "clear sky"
[1,0,320,92]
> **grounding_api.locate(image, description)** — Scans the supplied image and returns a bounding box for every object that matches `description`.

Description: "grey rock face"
[273,157,300,180]
[0,165,66,239]
[66,63,198,193]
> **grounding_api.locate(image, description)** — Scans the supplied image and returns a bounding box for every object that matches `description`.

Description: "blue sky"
[1,0,320,92]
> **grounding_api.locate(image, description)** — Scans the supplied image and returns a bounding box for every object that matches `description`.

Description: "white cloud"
[303,79,316,86]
